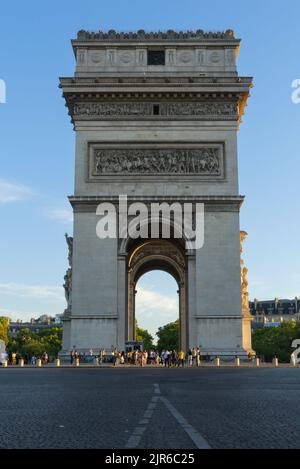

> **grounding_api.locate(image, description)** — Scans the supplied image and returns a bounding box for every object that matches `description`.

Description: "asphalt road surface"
[0,367,299,449]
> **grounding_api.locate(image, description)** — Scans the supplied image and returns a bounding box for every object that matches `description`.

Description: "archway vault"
[126,239,188,351]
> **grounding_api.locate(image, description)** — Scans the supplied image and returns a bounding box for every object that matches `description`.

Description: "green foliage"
[0,317,9,344]
[6,326,63,357]
[135,320,154,350]
[156,319,179,351]
[252,321,300,362]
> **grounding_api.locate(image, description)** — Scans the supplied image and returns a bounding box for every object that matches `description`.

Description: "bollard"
[3,359,8,368]
[56,358,60,367]
[273,357,279,367]
[255,357,260,367]
[235,357,240,367]
[20,358,24,367]
[37,359,42,367]
[290,355,296,367]
[215,357,220,367]
[75,357,80,367]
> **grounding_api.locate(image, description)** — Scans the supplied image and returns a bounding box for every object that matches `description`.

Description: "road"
[0,367,299,449]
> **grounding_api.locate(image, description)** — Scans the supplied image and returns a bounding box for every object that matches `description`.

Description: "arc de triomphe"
[60,29,253,356]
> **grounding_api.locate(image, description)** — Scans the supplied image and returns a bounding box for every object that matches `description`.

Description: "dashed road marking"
[125,385,160,448]
[125,382,211,449]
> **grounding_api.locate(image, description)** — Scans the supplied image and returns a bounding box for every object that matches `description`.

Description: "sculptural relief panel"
[176,49,195,66]
[88,49,106,65]
[87,143,225,181]
[117,49,136,66]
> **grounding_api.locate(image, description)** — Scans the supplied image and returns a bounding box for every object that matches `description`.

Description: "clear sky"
[0,0,299,338]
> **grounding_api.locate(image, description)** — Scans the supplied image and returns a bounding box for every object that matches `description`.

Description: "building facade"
[8,315,62,338]
[60,28,253,356]
[250,298,300,327]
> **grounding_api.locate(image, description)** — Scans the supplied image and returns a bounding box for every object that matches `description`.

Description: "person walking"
[196,347,201,367]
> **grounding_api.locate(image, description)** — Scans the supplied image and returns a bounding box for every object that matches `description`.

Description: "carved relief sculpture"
[92,147,221,175]
[73,102,237,119]
[240,231,251,317]
[63,233,73,314]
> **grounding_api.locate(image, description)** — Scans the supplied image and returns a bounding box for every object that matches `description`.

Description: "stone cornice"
[59,78,252,124]
[68,195,245,212]
[60,76,252,89]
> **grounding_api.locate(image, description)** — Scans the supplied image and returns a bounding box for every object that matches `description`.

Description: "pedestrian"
[188,348,193,367]
[196,347,201,367]
[178,350,185,367]
[165,350,170,367]
[171,350,177,367]
[112,349,117,366]
[192,348,197,366]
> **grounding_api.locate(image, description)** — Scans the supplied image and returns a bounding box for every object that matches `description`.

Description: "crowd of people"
[6,351,49,365]
[80,347,204,367]
[5,347,255,366]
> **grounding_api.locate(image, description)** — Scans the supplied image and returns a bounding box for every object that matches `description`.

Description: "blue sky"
[0,0,299,337]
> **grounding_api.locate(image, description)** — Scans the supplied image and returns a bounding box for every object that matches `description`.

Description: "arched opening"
[135,270,179,349]
[126,239,187,351]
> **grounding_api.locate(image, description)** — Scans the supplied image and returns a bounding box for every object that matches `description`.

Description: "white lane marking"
[154,383,161,394]
[148,403,156,410]
[160,395,211,449]
[139,419,149,425]
[125,385,160,448]
[126,383,210,450]
[125,435,141,448]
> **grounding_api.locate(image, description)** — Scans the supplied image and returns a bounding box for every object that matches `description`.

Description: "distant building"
[8,314,62,338]
[249,297,300,328]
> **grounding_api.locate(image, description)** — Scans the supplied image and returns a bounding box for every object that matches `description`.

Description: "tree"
[0,317,9,344]
[252,321,300,362]
[156,319,179,351]
[6,326,63,357]
[135,320,154,350]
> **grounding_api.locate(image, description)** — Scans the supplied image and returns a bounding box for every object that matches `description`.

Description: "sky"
[0,0,299,338]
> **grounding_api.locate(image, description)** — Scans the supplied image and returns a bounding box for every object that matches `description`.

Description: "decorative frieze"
[74,102,153,117]
[166,102,236,117]
[73,101,237,119]
[91,147,222,176]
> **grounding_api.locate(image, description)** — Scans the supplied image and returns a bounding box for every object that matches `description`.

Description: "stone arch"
[126,239,188,351]
[118,215,195,256]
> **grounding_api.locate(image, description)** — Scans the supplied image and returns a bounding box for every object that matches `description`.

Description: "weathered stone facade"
[60,29,253,356]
